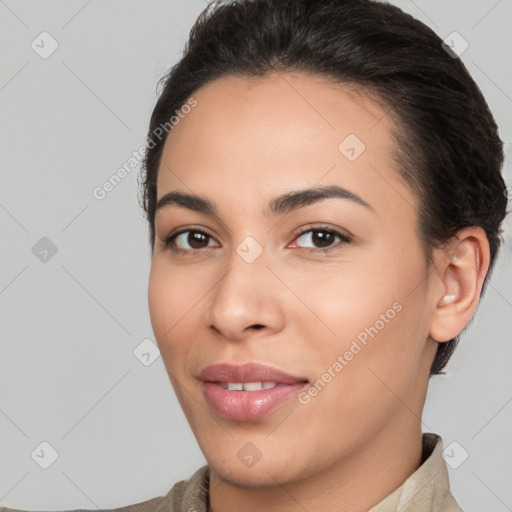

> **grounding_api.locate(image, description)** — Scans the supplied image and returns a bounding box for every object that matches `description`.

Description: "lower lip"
[202,381,309,421]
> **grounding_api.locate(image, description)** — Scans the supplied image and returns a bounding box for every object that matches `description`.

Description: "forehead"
[156,71,414,219]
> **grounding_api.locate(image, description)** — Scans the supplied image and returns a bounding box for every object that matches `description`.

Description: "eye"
[290,227,351,253]
[162,225,351,256]
[163,228,218,254]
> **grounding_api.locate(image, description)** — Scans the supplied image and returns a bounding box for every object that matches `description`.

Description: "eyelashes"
[163,228,215,255]
[162,226,352,256]
[288,226,351,253]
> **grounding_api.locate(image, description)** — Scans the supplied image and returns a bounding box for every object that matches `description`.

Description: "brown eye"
[292,228,351,252]
[164,229,217,253]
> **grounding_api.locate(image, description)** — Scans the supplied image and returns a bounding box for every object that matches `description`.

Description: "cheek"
[148,260,218,381]
[292,257,426,388]
[294,283,423,448]
[148,262,196,357]
[286,261,400,345]
[148,258,205,328]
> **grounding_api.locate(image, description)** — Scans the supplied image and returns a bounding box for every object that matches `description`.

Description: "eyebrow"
[155,184,376,218]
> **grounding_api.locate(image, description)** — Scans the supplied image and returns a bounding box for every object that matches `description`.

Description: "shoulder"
[0,466,210,512]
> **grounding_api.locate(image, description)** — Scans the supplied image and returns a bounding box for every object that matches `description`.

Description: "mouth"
[198,362,309,421]
[215,381,290,391]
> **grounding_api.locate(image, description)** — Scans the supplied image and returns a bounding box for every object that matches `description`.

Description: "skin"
[148,71,490,512]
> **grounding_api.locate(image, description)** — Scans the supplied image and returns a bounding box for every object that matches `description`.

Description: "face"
[148,71,439,486]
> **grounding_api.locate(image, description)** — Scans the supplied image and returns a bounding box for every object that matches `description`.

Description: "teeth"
[220,381,278,391]
[243,382,265,391]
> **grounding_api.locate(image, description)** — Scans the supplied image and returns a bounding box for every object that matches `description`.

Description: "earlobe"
[429,226,490,343]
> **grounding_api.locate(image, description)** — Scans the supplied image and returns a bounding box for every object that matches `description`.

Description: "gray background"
[0,0,510,510]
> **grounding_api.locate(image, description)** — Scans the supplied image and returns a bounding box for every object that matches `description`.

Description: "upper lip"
[198,363,309,384]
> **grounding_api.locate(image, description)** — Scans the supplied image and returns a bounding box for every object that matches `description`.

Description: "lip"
[198,362,308,384]
[198,363,309,421]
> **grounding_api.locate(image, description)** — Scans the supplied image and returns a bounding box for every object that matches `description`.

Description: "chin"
[209,461,294,488]
[206,446,314,488]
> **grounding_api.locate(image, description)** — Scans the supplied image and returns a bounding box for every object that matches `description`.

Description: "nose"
[205,249,286,342]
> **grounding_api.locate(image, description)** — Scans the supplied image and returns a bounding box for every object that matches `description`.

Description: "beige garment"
[0,433,463,512]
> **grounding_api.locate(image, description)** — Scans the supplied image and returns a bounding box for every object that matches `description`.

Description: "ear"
[429,226,491,343]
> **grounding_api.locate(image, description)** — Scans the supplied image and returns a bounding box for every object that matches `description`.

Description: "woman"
[3,0,507,511]
[139,0,507,510]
